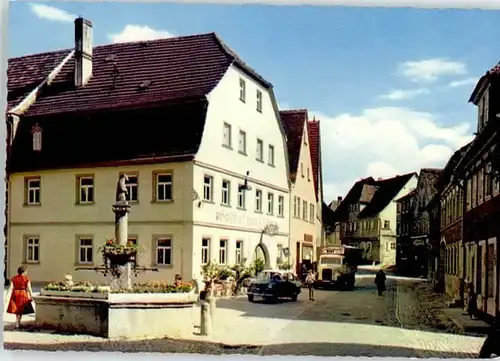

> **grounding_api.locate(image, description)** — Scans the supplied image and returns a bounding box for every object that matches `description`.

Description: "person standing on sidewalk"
[5,265,35,329]
[305,270,316,301]
[374,269,386,296]
[466,283,478,319]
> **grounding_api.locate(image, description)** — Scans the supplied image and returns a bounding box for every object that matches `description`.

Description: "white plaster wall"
[378,174,418,265]
[196,64,289,195]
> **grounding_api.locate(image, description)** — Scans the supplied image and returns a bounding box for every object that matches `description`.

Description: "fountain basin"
[33,290,198,339]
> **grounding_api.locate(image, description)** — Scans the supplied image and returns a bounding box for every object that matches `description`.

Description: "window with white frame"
[155,172,173,201]
[77,176,94,204]
[156,237,172,265]
[293,196,298,217]
[26,236,39,263]
[256,90,263,112]
[303,200,307,220]
[221,180,231,205]
[267,193,274,215]
[256,139,264,162]
[239,78,246,102]
[238,130,247,154]
[390,242,396,250]
[309,203,315,223]
[301,162,304,177]
[78,237,93,264]
[297,197,301,218]
[384,220,390,229]
[223,122,232,148]
[123,173,138,202]
[203,175,213,201]
[26,177,41,205]
[32,127,42,151]
[278,195,284,217]
[237,185,246,209]
[268,145,275,166]
[307,167,310,181]
[255,189,263,212]
[235,240,243,264]
[219,239,227,264]
[201,238,210,265]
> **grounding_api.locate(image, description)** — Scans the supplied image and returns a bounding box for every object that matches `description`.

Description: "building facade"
[456,64,500,317]
[6,19,291,284]
[395,190,415,274]
[279,109,319,273]
[335,173,417,264]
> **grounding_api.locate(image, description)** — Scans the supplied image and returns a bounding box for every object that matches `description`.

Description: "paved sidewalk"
[443,308,490,334]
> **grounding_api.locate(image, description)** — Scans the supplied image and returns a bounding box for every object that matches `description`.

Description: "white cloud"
[379,88,429,101]
[398,58,467,83]
[448,77,478,88]
[29,3,75,23]
[311,106,473,202]
[108,25,174,44]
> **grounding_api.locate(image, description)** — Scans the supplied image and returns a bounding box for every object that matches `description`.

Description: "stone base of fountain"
[33,290,198,339]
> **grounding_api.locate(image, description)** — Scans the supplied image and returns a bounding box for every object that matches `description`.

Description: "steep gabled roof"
[8,32,271,117]
[279,109,307,182]
[395,188,416,203]
[308,120,321,202]
[437,142,472,192]
[331,177,377,223]
[7,32,274,172]
[469,63,500,105]
[358,172,417,218]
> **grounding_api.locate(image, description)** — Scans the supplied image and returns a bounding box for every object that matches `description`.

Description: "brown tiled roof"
[8,32,271,117]
[358,172,417,218]
[308,120,321,202]
[279,109,307,182]
[7,32,273,172]
[330,177,377,223]
[436,142,472,193]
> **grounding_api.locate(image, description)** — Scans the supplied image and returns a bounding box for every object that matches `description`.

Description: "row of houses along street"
[4,17,327,284]
[327,61,500,322]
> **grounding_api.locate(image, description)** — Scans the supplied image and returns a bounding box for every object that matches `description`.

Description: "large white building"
[5,18,290,284]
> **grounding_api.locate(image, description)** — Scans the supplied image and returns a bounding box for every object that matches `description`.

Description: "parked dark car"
[247,269,301,302]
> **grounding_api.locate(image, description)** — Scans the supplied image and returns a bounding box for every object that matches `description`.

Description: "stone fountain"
[32,175,198,339]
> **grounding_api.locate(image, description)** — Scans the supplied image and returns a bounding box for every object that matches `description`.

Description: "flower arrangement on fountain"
[100,237,140,278]
[42,280,193,294]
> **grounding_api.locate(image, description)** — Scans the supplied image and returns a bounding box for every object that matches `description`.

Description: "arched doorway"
[253,243,271,270]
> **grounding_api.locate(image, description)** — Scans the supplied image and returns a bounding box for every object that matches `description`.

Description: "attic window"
[105,54,117,62]
[31,123,43,152]
[138,80,152,90]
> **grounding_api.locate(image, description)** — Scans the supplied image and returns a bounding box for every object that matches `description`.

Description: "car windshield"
[320,257,342,265]
[256,271,281,281]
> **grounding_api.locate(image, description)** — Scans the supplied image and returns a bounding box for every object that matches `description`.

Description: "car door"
[283,273,295,296]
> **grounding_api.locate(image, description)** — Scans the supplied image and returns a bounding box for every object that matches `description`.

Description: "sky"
[8,3,500,202]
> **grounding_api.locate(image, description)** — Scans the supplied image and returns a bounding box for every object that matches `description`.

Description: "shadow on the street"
[4,340,479,358]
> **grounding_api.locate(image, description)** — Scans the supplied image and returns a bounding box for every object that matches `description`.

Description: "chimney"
[74,17,93,87]
[337,196,342,202]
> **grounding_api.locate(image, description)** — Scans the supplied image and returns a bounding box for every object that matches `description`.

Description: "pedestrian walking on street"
[466,283,478,319]
[305,270,316,301]
[374,269,386,296]
[5,265,35,329]
[479,314,500,358]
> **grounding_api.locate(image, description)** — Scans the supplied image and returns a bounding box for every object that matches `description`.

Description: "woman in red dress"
[6,265,34,328]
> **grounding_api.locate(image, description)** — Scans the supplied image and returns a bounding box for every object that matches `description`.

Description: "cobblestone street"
[4,275,486,357]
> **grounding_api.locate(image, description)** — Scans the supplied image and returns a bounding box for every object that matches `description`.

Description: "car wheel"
[248,294,254,302]
[291,294,298,302]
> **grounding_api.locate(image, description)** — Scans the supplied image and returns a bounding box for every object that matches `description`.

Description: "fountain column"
[112,201,132,289]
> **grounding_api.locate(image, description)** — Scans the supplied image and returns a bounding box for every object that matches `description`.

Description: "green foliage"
[252,258,265,275]
[42,280,193,294]
[231,264,253,293]
[277,261,292,270]
[218,266,234,280]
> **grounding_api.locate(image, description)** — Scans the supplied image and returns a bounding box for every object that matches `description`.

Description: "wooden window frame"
[203,175,214,202]
[152,170,174,203]
[24,176,41,206]
[76,235,94,265]
[76,174,95,205]
[153,235,173,267]
[23,235,40,264]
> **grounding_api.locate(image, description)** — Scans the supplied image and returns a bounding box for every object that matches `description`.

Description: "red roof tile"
[307,120,321,202]
[279,109,307,182]
[8,32,270,117]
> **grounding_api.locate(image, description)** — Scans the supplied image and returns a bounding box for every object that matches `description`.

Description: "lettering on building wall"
[215,210,267,229]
